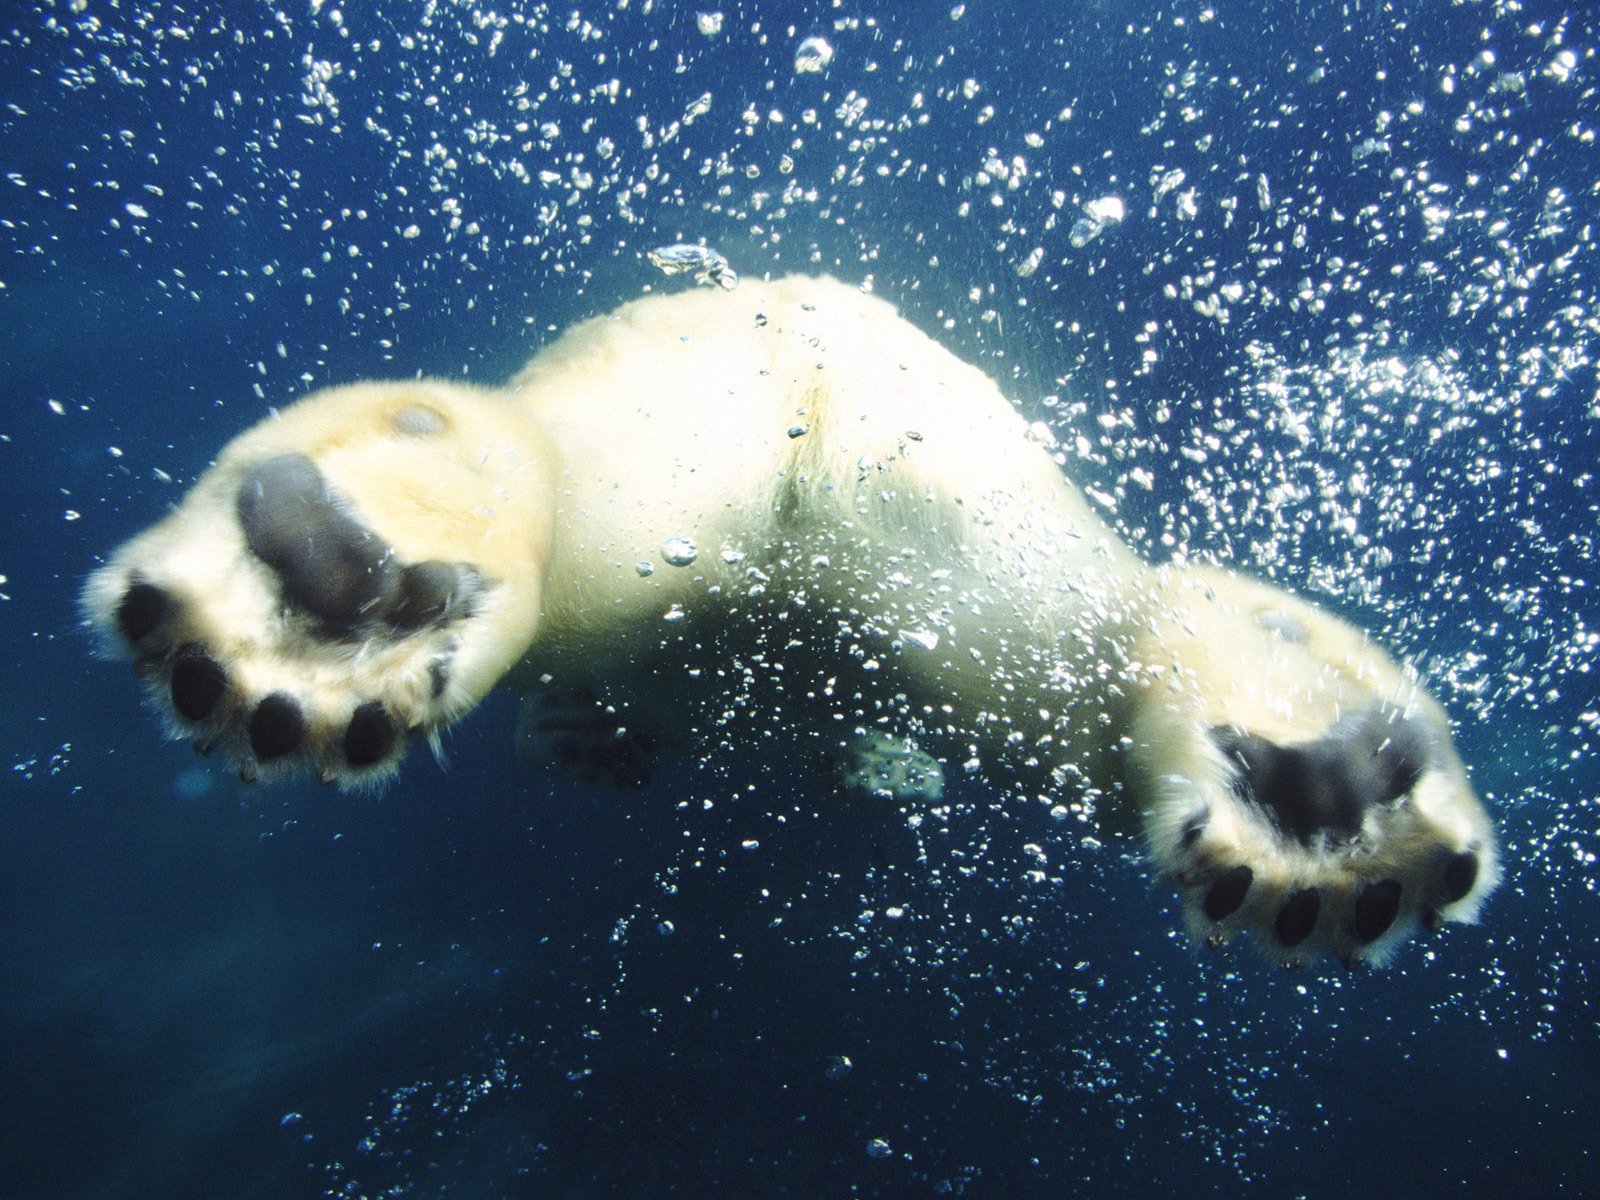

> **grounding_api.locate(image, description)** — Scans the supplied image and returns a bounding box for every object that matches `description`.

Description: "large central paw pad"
[1158,706,1494,968]
[86,438,517,785]
[235,454,482,637]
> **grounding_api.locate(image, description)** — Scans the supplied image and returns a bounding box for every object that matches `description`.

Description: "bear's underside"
[84,275,1497,969]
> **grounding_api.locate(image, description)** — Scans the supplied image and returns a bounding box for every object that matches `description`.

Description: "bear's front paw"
[82,383,551,785]
[1125,565,1498,968]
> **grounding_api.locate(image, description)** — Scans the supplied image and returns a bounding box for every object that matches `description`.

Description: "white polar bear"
[82,276,1496,967]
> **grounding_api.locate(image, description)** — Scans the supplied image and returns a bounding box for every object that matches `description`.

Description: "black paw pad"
[249,693,305,761]
[387,561,479,631]
[170,645,227,722]
[1352,879,1403,943]
[1203,865,1254,921]
[1275,887,1321,947]
[1214,707,1433,845]
[1441,849,1479,903]
[117,580,171,644]
[236,454,394,633]
[344,701,396,767]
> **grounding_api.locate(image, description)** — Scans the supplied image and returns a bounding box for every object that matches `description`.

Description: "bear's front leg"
[82,381,558,785]
[1120,564,1498,967]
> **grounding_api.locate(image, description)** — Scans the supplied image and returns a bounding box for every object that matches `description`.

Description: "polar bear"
[82,275,1496,967]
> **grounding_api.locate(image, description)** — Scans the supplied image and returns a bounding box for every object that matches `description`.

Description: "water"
[2,1,1597,1197]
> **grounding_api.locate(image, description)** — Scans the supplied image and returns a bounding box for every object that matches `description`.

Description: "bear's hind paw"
[1140,706,1497,968]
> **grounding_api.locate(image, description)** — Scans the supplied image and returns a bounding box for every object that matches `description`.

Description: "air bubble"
[794,36,833,74]
[662,537,698,567]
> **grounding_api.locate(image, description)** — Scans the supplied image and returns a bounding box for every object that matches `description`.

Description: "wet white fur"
[83,276,1497,963]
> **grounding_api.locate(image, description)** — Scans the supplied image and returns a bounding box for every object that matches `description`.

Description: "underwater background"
[2,0,1596,1196]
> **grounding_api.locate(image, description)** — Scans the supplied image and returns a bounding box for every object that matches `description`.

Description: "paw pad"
[1440,848,1479,903]
[248,693,306,762]
[170,646,227,722]
[1202,865,1252,922]
[1214,707,1431,844]
[236,454,391,633]
[116,580,171,644]
[1274,887,1321,948]
[343,702,397,767]
[1351,878,1403,943]
[235,453,481,637]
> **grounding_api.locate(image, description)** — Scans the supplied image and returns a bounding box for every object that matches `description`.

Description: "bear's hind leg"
[83,380,557,786]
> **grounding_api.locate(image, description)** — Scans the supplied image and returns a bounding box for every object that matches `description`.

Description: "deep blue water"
[2,0,1597,1196]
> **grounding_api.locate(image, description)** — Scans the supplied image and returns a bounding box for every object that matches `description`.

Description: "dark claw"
[1441,849,1479,903]
[1352,879,1403,943]
[428,656,451,699]
[117,580,171,644]
[249,693,306,761]
[1275,887,1321,947]
[170,645,227,722]
[344,701,396,767]
[1203,865,1254,921]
